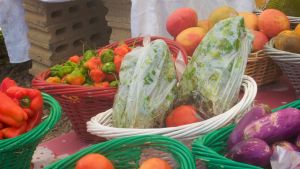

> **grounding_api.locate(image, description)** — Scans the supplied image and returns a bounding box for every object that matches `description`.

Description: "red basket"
[32,36,188,143]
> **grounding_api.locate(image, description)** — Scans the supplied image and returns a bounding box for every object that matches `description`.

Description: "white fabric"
[131,0,256,38]
[0,0,30,63]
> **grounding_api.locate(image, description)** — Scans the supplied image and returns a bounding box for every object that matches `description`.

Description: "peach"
[175,27,207,56]
[166,8,198,38]
[251,30,269,52]
[197,20,210,32]
[208,6,238,28]
[239,12,258,30]
[258,9,290,38]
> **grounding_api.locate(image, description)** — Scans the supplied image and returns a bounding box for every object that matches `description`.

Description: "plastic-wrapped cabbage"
[176,16,253,118]
[112,39,177,128]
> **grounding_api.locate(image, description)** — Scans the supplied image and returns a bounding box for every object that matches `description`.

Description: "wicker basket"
[45,135,196,169]
[32,36,188,143]
[0,93,62,169]
[191,99,300,169]
[87,75,257,143]
[245,51,281,86]
[264,39,300,98]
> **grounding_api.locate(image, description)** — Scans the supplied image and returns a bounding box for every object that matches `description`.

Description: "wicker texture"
[264,39,300,98]
[45,135,196,169]
[32,36,188,143]
[0,93,62,169]
[191,99,300,169]
[245,51,281,86]
[87,75,257,142]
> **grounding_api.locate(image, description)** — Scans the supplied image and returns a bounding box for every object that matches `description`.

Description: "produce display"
[75,153,172,169]
[226,105,300,168]
[176,16,253,117]
[2,1,299,168]
[227,104,271,149]
[112,16,252,129]
[112,39,178,128]
[0,78,43,139]
[166,6,296,55]
[46,43,132,87]
[166,8,207,56]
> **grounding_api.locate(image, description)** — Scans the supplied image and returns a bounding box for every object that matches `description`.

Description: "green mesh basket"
[45,135,196,169]
[192,100,300,169]
[0,93,62,169]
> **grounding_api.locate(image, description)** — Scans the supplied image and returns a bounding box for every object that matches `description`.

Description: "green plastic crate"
[45,135,196,169]
[0,93,62,169]
[192,100,300,169]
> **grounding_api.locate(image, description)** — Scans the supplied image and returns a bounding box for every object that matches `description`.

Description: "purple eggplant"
[244,108,300,144]
[295,134,300,149]
[227,138,272,168]
[272,141,299,152]
[227,104,271,149]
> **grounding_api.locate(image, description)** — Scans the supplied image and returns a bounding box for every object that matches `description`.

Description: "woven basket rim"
[264,39,300,57]
[0,93,62,151]
[44,135,196,169]
[247,50,269,62]
[32,36,188,92]
[87,75,257,140]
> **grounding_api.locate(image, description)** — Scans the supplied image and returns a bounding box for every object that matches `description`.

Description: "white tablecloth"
[131,0,256,38]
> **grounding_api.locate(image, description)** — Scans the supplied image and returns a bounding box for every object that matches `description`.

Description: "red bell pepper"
[0,92,28,127]
[1,122,27,139]
[0,77,17,92]
[0,122,4,130]
[0,131,3,139]
[6,86,43,118]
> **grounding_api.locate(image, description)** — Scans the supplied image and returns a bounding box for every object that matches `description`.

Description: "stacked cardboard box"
[102,0,131,43]
[23,0,111,76]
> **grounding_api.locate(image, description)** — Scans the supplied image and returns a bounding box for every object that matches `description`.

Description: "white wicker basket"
[264,39,300,98]
[87,75,257,141]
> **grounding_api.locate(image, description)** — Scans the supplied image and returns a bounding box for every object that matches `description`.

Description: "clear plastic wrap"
[176,16,253,118]
[112,39,178,128]
[271,146,300,169]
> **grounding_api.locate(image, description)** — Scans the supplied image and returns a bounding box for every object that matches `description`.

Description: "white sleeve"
[0,0,30,63]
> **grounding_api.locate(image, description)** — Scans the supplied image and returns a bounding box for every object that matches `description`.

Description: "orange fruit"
[139,158,172,169]
[295,24,300,37]
[75,153,114,169]
[166,105,202,127]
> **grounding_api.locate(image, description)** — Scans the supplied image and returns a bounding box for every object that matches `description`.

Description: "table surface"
[31,76,298,168]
